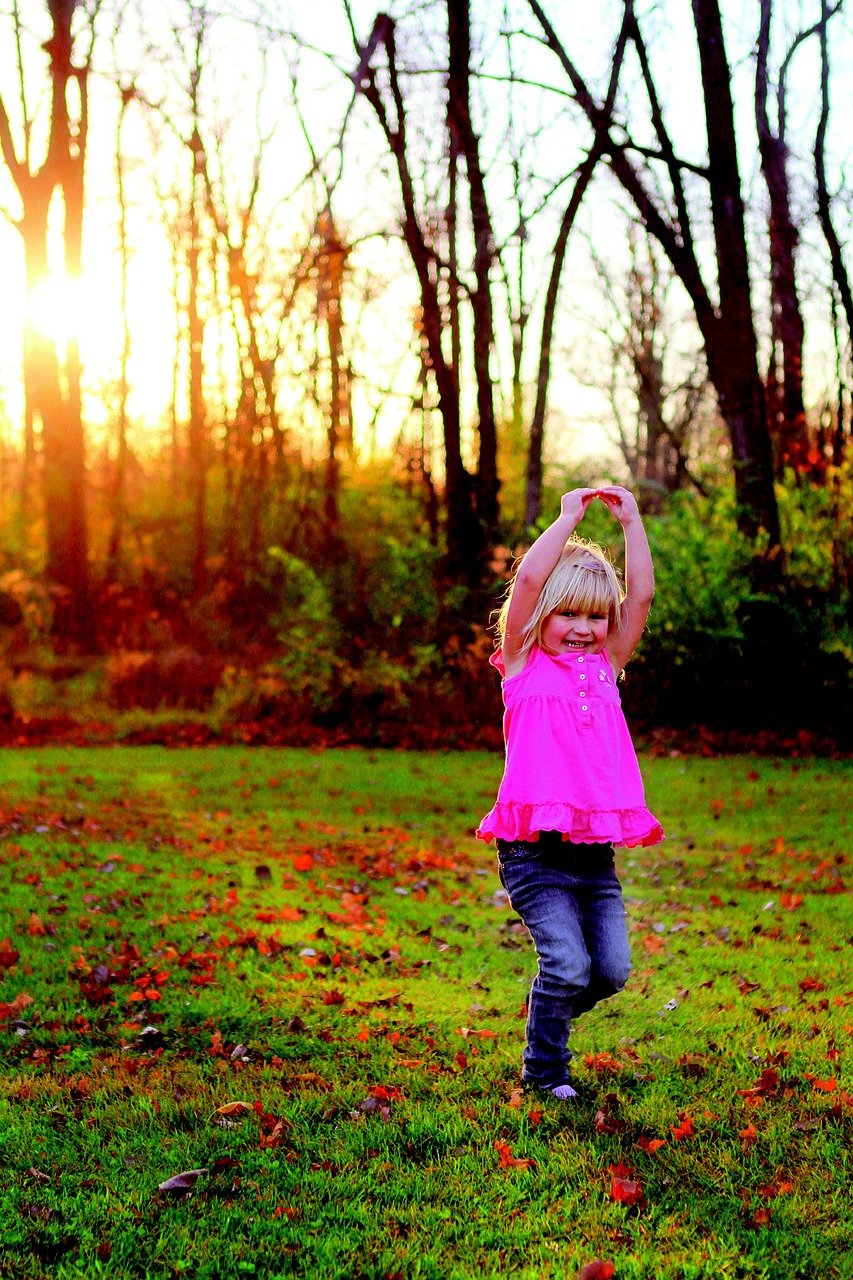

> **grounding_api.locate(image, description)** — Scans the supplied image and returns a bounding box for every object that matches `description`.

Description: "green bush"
[267,547,340,708]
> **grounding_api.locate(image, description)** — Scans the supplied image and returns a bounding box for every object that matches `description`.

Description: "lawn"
[0,746,851,1279]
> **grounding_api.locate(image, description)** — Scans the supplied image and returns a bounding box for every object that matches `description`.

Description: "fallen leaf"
[737,1068,778,1098]
[495,1139,536,1171]
[636,1136,667,1153]
[158,1167,207,1193]
[670,1114,695,1141]
[739,1122,758,1149]
[211,1101,253,1119]
[608,1164,646,1208]
[575,1262,616,1280]
[0,937,20,969]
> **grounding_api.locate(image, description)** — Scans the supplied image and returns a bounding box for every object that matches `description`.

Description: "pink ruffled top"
[477,644,663,848]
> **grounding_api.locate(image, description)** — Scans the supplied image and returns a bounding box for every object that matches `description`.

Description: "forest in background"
[0,0,850,750]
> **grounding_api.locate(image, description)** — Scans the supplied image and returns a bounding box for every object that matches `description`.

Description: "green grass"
[0,746,851,1279]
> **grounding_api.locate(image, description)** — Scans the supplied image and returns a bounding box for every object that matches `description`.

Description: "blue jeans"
[497,831,632,1090]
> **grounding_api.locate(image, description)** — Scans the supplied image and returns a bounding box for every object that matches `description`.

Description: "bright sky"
[0,0,850,476]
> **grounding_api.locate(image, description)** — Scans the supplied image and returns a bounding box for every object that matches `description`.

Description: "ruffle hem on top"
[476,800,664,849]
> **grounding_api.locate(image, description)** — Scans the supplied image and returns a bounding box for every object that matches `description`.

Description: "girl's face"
[541,607,609,656]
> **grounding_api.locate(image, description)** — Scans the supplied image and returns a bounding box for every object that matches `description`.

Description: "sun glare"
[26,273,83,354]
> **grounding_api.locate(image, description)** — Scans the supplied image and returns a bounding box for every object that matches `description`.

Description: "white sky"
[0,0,850,479]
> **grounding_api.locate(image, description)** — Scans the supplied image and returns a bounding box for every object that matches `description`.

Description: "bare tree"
[349,7,498,583]
[526,0,781,570]
[583,224,712,504]
[0,0,98,644]
[814,0,853,466]
[755,0,810,477]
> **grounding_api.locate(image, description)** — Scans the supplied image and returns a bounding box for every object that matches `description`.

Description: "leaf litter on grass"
[0,746,851,1279]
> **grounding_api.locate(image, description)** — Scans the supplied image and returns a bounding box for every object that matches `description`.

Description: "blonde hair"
[497,538,624,659]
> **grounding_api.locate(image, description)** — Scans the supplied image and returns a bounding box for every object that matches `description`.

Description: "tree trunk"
[355,15,482,583]
[446,0,499,541]
[815,0,853,469]
[691,0,779,554]
[755,0,809,478]
[0,1,92,645]
[187,128,207,597]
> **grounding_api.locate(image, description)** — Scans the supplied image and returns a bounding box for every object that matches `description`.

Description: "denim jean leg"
[571,871,632,1020]
[499,846,592,1090]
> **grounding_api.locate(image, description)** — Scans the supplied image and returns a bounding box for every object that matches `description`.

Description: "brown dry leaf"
[211,1101,253,1119]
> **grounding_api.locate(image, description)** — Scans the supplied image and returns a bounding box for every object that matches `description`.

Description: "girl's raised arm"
[503,488,598,668]
[597,486,655,676]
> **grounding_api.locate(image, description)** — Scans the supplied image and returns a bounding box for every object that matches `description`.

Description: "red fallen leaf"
[584,1051,623,1077]
[670,1114,695,1140]
[292,854,313,872]
[575,1263,616,1280]
[594,1110,622,1134]
[780,891,803,911]
[1,992,34,1020]
[809,1076,837,1092]
[737,1068,778,1097]
[641,934,665,953]
[751,1206,772,1228]
[0,937,20,969]
[371,1086,402,1101]
[273,1205,298,1219]
[508,1089,524,1108]
[27,912,46,936]
[739,1123,758,1148]
[495,1139,536,1170]
[528,1108,542,1129]
[322,990,345,1006]
[158,1167,207,1193]
[758,1179,793,1199]
[256,907,302,923]
[708,894,725,908]
[799,976,826,993]
[455,1050,468,1071]
[608,1164,646,1208]
[260,1120,288,1148]
[636,1136,667,1153]
[736,977,761,995]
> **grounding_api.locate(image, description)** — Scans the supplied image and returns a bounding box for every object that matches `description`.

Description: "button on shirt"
[476,643,665,849]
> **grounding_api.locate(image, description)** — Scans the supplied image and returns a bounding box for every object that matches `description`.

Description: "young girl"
[477,486,663,1099]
